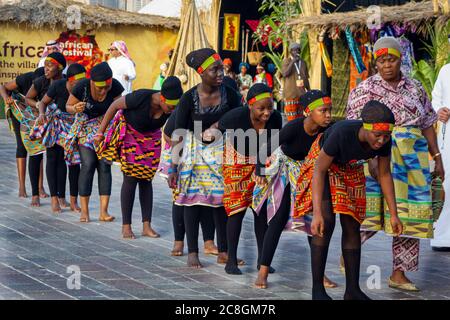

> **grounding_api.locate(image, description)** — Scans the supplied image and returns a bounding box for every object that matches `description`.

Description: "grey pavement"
[0,120,449,300]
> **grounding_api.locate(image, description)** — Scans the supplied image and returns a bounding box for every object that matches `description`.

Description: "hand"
[74,102,86,113]
[368,158,379,181]
[434,157,445,181]
[36,114,47,126]
[437,107,450,123]
[255,176,267,186]
[311,214,325,237]
[202,128,215,142]
[390,216,403,236]
[168,171,178,189]
[93,133,105,147]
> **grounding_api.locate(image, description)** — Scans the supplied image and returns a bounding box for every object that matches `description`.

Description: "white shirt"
[107,56,136,95]
[432,63,450,113]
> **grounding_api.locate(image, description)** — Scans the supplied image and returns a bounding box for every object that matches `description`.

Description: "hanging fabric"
[345,27,366,74]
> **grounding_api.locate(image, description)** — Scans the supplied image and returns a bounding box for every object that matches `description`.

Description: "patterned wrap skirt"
[362,126,434,239]
[222,141,256,216]
[175,131,224,207]
[294,134,366,226]
[252,147,307,232]
[6,94,46,156]
[97,110,162,181]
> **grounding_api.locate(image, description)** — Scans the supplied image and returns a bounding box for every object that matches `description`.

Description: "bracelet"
[432,152,442,159]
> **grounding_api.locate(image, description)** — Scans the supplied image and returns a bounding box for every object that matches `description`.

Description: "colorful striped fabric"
[97,111,162,181]
[175,131,224,207]
[223,141,256,216]
[284,98,302,122]
[294,134,366,224]
[362,126,434,239]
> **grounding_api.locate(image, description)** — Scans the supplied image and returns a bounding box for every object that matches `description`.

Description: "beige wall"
[0,23,178,90]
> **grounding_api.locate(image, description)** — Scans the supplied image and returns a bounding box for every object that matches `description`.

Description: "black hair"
[90,62,112,81]
[66,63,86,78]
[186,48,217,71]
[161,76,183,100]
[361,100,395,124]
[246,83,271,103]
[47,52,67,69]
[299,89,327,109]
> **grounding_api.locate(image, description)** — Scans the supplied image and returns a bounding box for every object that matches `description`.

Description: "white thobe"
[431,63,450,247]
[108,56,136,95]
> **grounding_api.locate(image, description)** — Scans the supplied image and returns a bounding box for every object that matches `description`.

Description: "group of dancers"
[1,36,441,300]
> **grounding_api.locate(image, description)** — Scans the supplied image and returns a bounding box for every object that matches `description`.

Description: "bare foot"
[171,241,184,256]
[122,225,136,239]
[39,189,49,199]
[204,240,219,255]
[31,196,40,207]
[187,252,203,268]
[142,222,160,238]
[51,197,61,214]
[324,275,338,288]
[99,213,115,222]
[58,198,70,209]
[70,203,81,213]
[79,213,90,223]
[18,189,28,198]
[254,266,269,289]
[217,253,245,265]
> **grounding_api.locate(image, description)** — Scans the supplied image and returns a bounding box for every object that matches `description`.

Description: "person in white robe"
[107,41,136,95]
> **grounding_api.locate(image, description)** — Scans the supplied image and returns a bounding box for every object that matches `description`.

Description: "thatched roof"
[288,1,449,32]
[0,0,180,29]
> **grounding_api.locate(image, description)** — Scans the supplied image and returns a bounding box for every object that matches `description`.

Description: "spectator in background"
[107,41,136,95]
[153,63,169,90]
[223,59,236,81]
[254,62,273,89]
[236,62,253,99]
[282,42,310,121]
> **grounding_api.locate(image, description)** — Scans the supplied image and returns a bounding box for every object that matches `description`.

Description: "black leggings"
[46,145,80,197]
[28,154,43,197]
[121,174,153,225]
[253,185,291,267]
[172,203,215,242]
[310,176,366,300]
[184,205,227,254]
[11,113,27,158]
[78,146,111,197]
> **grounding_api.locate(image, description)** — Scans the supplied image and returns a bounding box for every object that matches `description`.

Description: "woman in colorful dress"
[170,48,243,268]
[295,101,403,300]
[253,63,273,89]
[252,90,336,289]
[0,67,44,198]
[236,62,253,99]
[36,63,86,213]
[159,109,218,256]
[219,83,282,275]
[346,37,442,291]
[95,76,182,238]
[25,52,67,207]
[65,62,124,223]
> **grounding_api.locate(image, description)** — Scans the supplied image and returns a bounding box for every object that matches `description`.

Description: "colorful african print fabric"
[223,142,256,216]
[294,134,366,224]
[284,98,302,122]
[175,132,224,207]
[97,111,162,181]
[362,127,434,239]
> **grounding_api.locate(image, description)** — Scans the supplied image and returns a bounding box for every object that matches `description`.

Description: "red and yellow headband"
[374,48,401,60]
[305,97,332,113]
[248,92,272,105]
[363,122,394,132]
[160,95,179,106]
[45,57,64,70]
[68,72,86,82]
[197,53,221,74]
[93,78,112,87]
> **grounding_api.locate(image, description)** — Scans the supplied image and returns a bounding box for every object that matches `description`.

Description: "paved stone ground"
[0,120,450,300]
